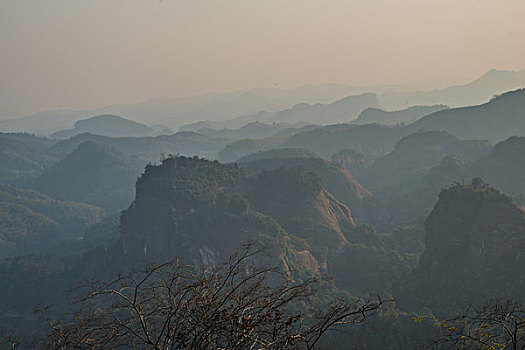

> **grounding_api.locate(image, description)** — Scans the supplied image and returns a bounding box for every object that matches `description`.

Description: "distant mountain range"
[51,114,166,139]
[1,69,523,136]
[181,93,380,130]
[380,69,525,109]
[0,86,377,136]
[180,121,314,141]
[413,88,525,142]
[44,131,229,163]
[353,105,449,126]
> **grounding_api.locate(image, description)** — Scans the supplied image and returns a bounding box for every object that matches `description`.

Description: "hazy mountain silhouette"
[413,89,525,141]
[0,85,381,136]
[283,123,409,160]
[353,105,448,126]
[2,69,523,136]
[180,121,313,141]
[471,136,525,196]
[236,148,318,163]
[30,141,142,212]
[51,114,157,139]
[380,69,525,109]
[44,131,229,163]
[199,93,380,129]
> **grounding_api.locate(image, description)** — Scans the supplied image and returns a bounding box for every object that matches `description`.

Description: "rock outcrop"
[401,179,525,310]
[120,157,359,275]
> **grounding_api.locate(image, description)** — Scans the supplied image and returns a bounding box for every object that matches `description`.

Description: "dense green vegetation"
[30,141,142,213]
[0,132,57,183]
[398,179,525,312]
[0,184,104,258]
[242,156,372,222]
[2,88,525,348]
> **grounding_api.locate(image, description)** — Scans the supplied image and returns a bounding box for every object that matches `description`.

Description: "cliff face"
[244,167,355,249]
[398,180,525,311]
[242,157,371,222]
[420,179,525,288]
[121,156,246,261]
[120,157,356,274]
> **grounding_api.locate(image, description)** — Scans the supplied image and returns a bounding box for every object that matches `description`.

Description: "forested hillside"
[0,185,103,258]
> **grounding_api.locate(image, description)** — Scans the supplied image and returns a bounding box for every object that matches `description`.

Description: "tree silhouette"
[428,299,525,350]
[44,244,384,350]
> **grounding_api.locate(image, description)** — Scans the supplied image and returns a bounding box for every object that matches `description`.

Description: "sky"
[1,0,525,115]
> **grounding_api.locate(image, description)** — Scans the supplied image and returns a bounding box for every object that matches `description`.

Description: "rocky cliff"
[241,157,371,222]
[120,157,356,275]
[401,179,525,311]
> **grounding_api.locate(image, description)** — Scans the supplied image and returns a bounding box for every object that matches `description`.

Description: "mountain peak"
[52,114,154,139]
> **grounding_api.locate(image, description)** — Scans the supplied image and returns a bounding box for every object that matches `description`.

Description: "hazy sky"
[1,0,525,115]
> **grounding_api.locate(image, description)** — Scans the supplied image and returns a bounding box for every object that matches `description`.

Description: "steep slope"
[120,157,326,275]
[241,157,372,222]
[51,114,155,139]
[30,141,142,212]
[413,89,525,142]
[353,105,448,126]
[120,156,357,277]
[401,180,525,310]
[244,167,355,248]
